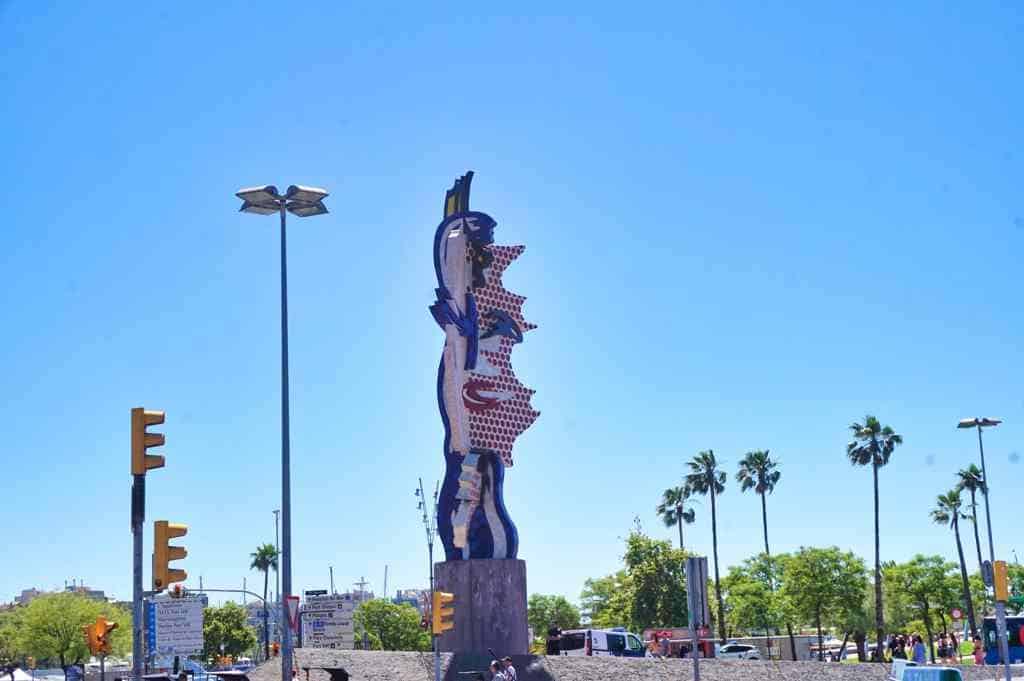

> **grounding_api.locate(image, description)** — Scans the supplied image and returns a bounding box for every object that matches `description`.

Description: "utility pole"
[329,566,335,595]
[416,478,440,681]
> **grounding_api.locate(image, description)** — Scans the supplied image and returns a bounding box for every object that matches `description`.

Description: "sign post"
[686,557,710,681]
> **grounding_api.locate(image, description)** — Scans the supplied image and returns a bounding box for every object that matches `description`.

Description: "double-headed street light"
[957,416,1010,681]
[236,184,329,681]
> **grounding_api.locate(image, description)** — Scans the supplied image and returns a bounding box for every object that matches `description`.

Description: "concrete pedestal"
[434,559,528,655]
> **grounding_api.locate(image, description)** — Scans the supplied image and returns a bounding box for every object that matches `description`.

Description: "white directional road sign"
[300,594,357,650]
[153,597,204,656]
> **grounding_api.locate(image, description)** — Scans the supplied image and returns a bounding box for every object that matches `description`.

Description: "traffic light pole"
[131,474,144,681]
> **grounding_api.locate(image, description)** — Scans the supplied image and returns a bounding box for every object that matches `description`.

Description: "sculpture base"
[434,559,528,655]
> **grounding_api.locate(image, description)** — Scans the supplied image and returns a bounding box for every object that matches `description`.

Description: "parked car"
[717,642,761,660]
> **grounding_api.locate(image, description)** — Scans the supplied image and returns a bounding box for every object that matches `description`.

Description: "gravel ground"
[245,649,1024,681]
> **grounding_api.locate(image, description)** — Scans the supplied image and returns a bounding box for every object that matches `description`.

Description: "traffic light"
[83,623,100,655]
[153,520,188,590]
[994,559,1009,602]
[131,408,166,475]
[431,591,455,634]
[95,617,118,655]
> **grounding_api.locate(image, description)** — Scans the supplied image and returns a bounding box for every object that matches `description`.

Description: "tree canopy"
[17,593,130,669]
[202,602,257,663]
[352,600,430,652]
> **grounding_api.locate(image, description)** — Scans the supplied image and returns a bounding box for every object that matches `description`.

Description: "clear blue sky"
[2,2,1021,608]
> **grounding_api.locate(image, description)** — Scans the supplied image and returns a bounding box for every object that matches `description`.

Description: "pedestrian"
[660,635,670,658]
[912,636,927,665]
[488,660,506,680]
[937,634,949,664]
[648,633,663,659]
[972,636,984,666]
[501,656,517,681]
[893,635,906,660]
[949,632,959,664]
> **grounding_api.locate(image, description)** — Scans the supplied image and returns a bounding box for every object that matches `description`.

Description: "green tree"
[0,607,25,663]
[621,531,689,631]
[249,543,278,660]
[736,450,781,556]
[19,593,130,675]
[579,572,631,629]
[930,489,978,638]
[846,414,903,661]
[527,595,580,640]
[685,449,727,642]
[956,464,987,575]
[352,600,430,651]
[780,546,867,661]
[655,486,696,551]
[722,555,778,638]
[884,555,954,663]
[203,602,257,664]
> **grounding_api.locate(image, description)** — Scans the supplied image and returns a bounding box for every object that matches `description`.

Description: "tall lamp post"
[957,416,1010,681]
[274,508,281,641]
[236,185,329,681]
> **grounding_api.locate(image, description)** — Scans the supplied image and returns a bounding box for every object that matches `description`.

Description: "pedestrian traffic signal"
[153,520,188,590]
[131,408,166,475]
[993,559,1009,601]
[95,617,118,655]
[431,591,455,634]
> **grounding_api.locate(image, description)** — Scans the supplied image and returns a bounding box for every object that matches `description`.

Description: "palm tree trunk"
[969,490,984,572]
[760,492,770,556]
[677,514,685,551]
[872,461,884,662]
[969,489,986,615]
[760,492,773,657]
[838,631,850,661]
[710,486,726,644]
[263,569,270,661]
[953,515,979,639]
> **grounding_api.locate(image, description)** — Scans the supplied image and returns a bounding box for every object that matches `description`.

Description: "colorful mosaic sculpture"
[430,172,539,560]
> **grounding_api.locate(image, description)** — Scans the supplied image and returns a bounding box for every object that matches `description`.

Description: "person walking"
[911,636,927,665]
[972,636,985,666]
[488,660,506,680]
[501,656,517,681]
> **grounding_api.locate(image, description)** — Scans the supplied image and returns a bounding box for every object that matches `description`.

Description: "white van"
[559,628,646,657]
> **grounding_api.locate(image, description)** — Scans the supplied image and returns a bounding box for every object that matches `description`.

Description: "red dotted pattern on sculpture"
[466,245,539,466]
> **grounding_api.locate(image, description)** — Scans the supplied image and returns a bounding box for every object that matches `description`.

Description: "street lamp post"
[958,416,1010,681]
[274,509,280,642]
[236,185,329,681]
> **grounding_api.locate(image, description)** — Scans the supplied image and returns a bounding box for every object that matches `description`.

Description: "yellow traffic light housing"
[131,408,166,475]
[432,591,455,634]
[95,617,118,655]
[994,559,1009,601]
[83,622,101,655]
[153,520,188,591]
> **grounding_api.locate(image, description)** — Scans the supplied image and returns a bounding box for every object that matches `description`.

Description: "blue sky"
[1,1,1021,608]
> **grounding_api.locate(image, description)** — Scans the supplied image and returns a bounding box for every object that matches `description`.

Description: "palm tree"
[956,464,987,574]
[685,449,727,643]
[931,489,978,639]
[847,415,902,662]
[736,450,781,556]
[250,543,278,661]
[655,486,696,551]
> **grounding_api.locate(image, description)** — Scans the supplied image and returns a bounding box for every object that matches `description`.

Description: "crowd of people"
[885,632,986,665]
[487,656,517,680]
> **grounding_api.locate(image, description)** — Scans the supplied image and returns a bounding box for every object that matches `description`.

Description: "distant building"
[392,589,428,613]
[16,588,45,605]
[65,585,107,601]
